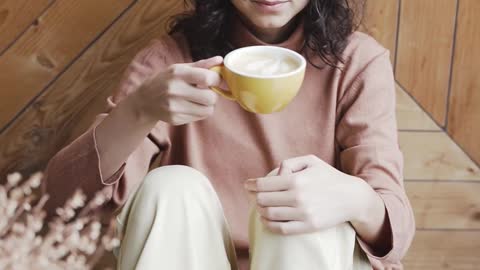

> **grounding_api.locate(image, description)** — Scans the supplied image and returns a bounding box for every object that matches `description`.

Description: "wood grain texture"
[0,0,184,178]
[396,83,440,131]
[406,182,480,229]
[447,0,480,165]
[361,0,398,63]
[0,0,134,130]
[399,132,480,180]
[395,0,457,125]
[0,0,52,53]
[404,231,480,270]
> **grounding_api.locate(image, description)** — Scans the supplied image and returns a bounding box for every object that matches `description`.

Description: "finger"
[257,206,304,222]
[244,176,291,192]
[254,191,296,207]
[167,97,214,118]
[169,81,218,106]
[267,168,280,177]
[171,65,222,87]
[190,56,224,69]
[278,155,320,175]
[260,217,308,235]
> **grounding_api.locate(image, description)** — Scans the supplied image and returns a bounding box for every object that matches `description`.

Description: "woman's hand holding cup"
[130,56,224,126]
[128,45,306,127]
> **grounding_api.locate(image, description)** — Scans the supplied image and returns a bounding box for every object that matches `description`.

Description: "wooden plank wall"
[396,0,457,125]
[0,0,135,128]
[361,0,398,63]
[364,1,480,269]
[0,0,479,269]
[0,0,184,176]
[0,0,53,54]
[447,0,480,165]
[365,0,480,165]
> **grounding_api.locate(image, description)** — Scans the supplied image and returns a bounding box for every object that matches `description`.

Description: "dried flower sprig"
[0,173,119,270]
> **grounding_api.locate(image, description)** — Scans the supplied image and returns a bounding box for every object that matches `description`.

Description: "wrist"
[346,175,384,225]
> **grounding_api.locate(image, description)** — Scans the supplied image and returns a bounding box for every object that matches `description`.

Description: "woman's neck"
[236,14,300,44]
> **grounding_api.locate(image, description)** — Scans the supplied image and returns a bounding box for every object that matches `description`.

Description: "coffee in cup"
[210,46,306,114]
[229,54,299,76]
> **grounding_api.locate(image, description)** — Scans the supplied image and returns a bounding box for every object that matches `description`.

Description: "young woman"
[43,0,415,269]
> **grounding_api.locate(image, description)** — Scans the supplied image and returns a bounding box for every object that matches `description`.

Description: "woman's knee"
[138,165,212,199]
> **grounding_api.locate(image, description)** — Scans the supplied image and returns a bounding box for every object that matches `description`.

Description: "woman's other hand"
[244,155,383,235]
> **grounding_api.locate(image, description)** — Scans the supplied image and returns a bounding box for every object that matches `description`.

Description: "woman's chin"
[250,17,292,31]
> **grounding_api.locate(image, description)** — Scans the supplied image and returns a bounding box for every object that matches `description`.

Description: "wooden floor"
[1,1,479,269]
[396,83,480,269]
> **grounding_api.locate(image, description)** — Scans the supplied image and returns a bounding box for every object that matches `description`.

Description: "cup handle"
[209,66,235,100]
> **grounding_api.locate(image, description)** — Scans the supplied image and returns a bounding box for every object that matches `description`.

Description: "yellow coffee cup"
[209,46,306,114]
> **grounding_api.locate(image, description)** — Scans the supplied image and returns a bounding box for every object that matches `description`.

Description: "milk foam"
[230,54,298,76]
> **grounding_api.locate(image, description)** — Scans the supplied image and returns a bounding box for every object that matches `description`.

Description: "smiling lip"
[253,1,288,5]
[252,0,289,12]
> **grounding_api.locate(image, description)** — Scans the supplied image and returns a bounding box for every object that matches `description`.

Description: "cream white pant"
[115,165,371,270]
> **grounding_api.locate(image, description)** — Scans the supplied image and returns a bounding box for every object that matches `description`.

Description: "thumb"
[191,56,224,69]
[278,155,318,175]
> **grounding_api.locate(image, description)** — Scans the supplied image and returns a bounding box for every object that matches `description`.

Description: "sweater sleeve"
[42,38,176,215]
[335,50,415,268]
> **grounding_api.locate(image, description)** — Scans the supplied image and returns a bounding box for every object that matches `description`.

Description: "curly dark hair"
[169,0,364,68]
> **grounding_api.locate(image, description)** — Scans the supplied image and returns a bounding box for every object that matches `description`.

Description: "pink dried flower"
[0,172,118,270]
[102,236,121,252]
[9,188,22,201]
[27,173,42,189]
[7,173,22,187]
[70,190,87,209]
